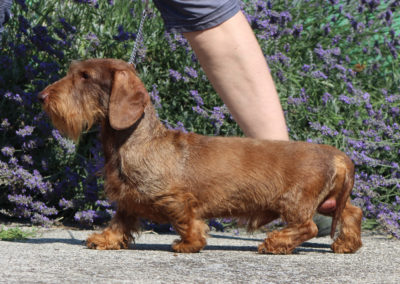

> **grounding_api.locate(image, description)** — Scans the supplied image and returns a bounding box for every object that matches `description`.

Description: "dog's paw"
[86,231,129,250]
[172,238,205,253]
[258,238,293,255]
[331,236,362,253]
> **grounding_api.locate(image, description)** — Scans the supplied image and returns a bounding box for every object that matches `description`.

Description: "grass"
[0,226,38,241]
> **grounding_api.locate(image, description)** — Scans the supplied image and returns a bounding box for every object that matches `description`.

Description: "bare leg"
[183,11,289,141]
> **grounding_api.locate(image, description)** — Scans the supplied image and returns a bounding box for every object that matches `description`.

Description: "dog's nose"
[38,91,49,104]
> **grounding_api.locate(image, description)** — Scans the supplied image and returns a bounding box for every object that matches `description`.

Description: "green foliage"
[1,0,399,236]
[0,226,38,241]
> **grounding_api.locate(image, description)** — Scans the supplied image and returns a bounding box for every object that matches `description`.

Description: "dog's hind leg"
[331,200,362,253]
[258,218,318,254]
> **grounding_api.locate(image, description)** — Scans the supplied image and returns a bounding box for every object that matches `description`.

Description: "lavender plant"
[0,0,399,238]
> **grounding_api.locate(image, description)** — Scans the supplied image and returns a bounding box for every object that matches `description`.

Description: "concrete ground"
[0,228,399,283]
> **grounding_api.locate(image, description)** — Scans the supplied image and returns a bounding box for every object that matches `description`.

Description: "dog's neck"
[130,103,167,144]
[101,103,166,160]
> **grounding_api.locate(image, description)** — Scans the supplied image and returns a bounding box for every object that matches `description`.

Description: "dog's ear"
[109,70,147,130]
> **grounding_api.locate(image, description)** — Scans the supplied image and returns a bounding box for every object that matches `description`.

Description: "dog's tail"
[330,155,355,239]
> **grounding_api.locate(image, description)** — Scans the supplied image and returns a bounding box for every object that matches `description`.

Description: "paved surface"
[0,228,399,283]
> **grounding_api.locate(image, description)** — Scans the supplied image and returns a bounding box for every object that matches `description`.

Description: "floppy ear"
[109,70,147,130]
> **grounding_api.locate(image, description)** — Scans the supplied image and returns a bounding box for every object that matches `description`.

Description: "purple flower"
[309,122,339,137]
[292,24,303,38]
[85,32,100,46]
[386,95,400,103]
[276,70,286,82]
[21,155,34,165]
[52,129,76,154]
[391,107,399,116]
[210,106,226,130]
[169,69,182,82]
[31,213,52,227]
[1,119,10,129]
[22,140,37,151]
[184,67,198,78]
[149,84,161,109]
[59,18,76,34]
[334,64,347,73]
[31,201,58,216]
[1,146,15,157]
[332,35,341,45]
[18,15,30,34]
[323,23,331,35]
[322,92,332,105]
[74,210,97,226]
[16,125,35,137]
[171,121,187,133]
[311,70,328,80]
[347,82,355,94]
[95,200,112,208]
[362,93,370,102]
[302,64,311,72]
[279,11,292,26]
[59,198,74,209]
[8,194,33,207]
[113,25,135,42]
[189,90,203,106]
[268,52,290,66]
[314,44,329,59]
[5,92,23,103]
[192,105,208,118]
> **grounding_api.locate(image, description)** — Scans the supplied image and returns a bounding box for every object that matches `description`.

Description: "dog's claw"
[87,242,96,249]
[257,243,268,254]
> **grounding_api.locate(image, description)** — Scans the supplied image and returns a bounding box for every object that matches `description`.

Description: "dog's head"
[39,58,149,140]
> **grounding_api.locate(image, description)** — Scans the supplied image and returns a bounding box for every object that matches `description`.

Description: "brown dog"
[39,59,362,254]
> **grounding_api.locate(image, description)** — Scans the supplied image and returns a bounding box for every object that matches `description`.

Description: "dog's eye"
[80,71,90,80]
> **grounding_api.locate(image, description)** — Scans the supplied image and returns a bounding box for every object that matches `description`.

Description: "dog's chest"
[116,151,166,195]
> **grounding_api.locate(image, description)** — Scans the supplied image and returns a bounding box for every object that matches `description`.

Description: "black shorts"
[153,0,240,33]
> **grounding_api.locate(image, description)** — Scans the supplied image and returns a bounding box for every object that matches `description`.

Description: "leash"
[128,0,150,66]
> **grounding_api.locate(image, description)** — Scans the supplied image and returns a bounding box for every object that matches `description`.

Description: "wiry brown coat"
[39,59,362,254]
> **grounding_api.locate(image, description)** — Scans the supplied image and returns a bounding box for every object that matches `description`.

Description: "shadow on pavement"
[4,230,333,254]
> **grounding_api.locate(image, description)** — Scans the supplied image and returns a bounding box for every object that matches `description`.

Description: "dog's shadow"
[131,233,332,254]
[11,231,332,254]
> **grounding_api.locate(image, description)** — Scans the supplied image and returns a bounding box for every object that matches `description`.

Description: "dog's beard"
[46,108,85,141]
[44,92,105,141]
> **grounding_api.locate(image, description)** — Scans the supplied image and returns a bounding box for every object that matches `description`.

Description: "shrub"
[0,0,399,238]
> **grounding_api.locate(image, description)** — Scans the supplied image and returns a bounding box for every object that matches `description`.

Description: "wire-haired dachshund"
[39,59,362,254]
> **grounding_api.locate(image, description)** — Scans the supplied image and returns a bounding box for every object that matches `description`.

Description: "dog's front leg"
[172,219,209,253]
[86,210,138,250]
[155,192,209,253]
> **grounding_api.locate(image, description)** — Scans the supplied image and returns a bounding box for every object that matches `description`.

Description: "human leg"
[183,11,289,141]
